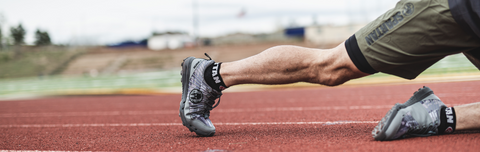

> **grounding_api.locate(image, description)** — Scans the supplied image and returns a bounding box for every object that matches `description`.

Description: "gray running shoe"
[179,54,222,137]
[372,86,446,141]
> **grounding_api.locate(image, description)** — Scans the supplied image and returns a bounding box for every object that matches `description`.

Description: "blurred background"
[0,0,478,99]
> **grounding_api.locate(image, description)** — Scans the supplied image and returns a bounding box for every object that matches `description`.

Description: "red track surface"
[1,81,480,151]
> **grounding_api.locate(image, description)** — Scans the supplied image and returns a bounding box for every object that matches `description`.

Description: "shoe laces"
[203,52,221,119]
[204,53,213,60]
[204,93,222,119]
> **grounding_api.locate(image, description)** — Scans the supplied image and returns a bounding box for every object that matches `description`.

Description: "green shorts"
[345,0,480,79]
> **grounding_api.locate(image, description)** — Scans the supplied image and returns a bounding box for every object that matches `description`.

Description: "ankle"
[438,107,456,134]
[204,62,228,91]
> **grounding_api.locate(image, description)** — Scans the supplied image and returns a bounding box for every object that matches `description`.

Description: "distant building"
[305,24,366,46]
[147,32,194,51]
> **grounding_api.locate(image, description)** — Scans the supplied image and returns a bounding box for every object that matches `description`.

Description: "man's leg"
[180,41,370,136]
[221,42,369,87]
[455,102,480,130]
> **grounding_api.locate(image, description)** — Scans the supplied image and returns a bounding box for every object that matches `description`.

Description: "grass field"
[0,46,84,79]
[0,53,479,99]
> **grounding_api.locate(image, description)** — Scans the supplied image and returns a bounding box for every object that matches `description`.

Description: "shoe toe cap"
[189,117,216,136]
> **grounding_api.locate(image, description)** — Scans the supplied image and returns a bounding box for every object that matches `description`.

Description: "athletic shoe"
[372,86,446,141]
[179,54,222,136]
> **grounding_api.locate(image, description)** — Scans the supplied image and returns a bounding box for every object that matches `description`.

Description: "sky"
[0,0,399,45]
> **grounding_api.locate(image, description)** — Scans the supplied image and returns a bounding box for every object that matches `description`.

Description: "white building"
[147,34,194,51]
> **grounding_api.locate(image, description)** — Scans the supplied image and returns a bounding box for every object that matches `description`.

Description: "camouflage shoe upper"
[372,86,446,141]
[185,59,222,120]
[392,95,446,139]
[180,55,222,137]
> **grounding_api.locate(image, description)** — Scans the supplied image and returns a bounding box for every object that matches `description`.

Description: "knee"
[306,69,347,86]
[318,74,348,86]
[308,43,368,86]
[307,58,351,86]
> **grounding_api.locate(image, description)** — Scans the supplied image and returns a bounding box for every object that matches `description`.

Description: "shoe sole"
[372,86,434,141]
[179,57,216,137]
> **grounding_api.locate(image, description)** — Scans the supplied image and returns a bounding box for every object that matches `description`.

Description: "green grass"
[362,53,479,79]
[0,70,181,96]
[0,46,83,79]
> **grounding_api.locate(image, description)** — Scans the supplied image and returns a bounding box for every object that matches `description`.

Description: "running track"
[1,81,480,151]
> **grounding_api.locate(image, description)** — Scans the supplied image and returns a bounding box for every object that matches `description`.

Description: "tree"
[34,29,51,46]
[10,23,26,45]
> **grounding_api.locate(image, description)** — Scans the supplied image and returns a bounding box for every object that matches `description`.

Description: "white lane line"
[0,105,395,118]
[0,123,182,128]
[215,121,378,125]
[0,121,379,128]
[0,104,462,118]
[0,111,178,118]
[0,151,76,152]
